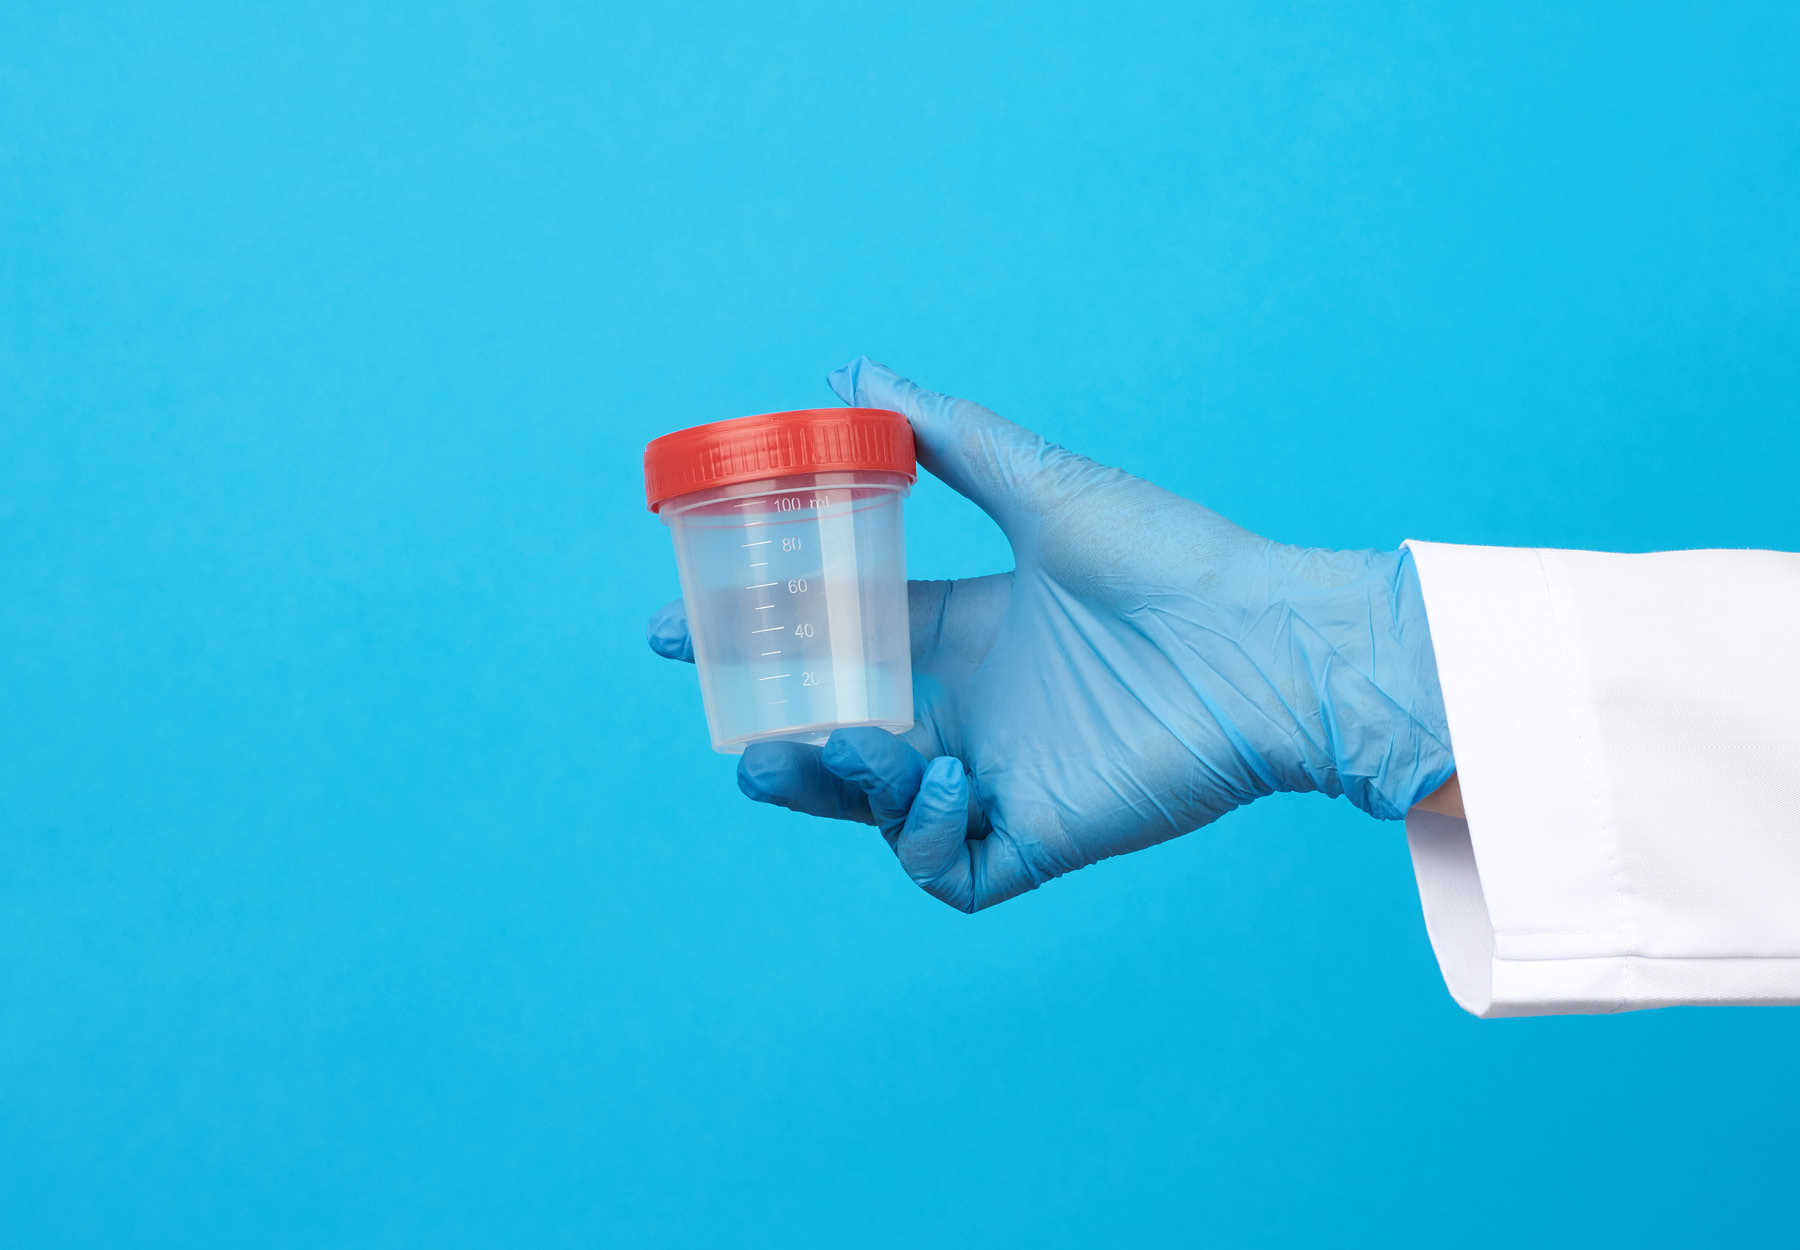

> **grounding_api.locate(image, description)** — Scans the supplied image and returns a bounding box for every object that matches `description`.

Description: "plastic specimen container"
[645,407,917,753]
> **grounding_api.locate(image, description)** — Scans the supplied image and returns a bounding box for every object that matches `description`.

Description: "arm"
[650,363,1800,1018]
[1401,542,1800,1016]
[650,357,1454,912]
[1412,773,1464,820]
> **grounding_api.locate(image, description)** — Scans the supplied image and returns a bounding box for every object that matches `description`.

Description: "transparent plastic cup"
[646,409,916,754]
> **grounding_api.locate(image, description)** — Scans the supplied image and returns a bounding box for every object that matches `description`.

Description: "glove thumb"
[828,356,1079,538]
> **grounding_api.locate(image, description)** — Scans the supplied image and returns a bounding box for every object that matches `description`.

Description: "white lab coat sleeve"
[1401,541,1800,1018]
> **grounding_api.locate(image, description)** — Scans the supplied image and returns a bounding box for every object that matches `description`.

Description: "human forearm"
[1411,771,1463,820]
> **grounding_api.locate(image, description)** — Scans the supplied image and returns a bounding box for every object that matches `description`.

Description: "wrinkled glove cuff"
[1314,547,1457,819]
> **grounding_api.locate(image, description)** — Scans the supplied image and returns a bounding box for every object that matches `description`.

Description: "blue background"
[3,3,1797,1245]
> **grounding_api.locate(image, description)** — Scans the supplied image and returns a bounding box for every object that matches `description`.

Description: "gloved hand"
[647,358,1455,912]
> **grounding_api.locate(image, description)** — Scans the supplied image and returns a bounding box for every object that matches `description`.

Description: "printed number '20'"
[801,672,821,686]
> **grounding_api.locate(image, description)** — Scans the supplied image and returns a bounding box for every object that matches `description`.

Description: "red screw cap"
[643,407,916,512]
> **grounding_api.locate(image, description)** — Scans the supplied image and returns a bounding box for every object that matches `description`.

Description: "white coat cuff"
[1400,540,1800,1017]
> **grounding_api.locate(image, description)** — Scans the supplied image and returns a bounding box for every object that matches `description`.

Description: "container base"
[714,717,915,755]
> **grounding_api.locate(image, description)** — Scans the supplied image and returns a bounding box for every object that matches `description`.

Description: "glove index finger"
[738,741,875,826]
[827,356,1053,536]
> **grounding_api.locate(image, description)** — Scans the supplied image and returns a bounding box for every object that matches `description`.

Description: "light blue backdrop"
[4,3,1797,1246]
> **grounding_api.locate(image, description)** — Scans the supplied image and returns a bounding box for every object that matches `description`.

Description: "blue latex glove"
[648,359,1455,912]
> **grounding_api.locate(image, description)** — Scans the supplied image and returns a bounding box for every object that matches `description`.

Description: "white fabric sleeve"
[1401,541,1800,1018]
